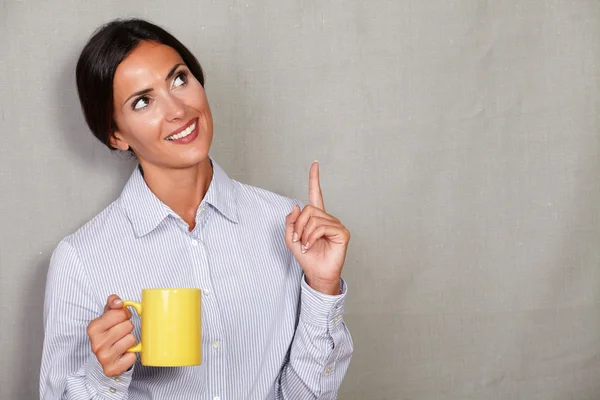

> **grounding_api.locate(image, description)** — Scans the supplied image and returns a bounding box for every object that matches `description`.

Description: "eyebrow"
[122,63,186,106]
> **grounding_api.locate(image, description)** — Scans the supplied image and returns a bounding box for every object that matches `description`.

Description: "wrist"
[306,276,341,295]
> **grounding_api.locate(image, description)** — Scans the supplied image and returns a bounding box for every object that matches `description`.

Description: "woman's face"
[111,41,212,170]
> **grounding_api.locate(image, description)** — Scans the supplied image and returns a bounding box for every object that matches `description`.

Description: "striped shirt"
[40,159,353,400]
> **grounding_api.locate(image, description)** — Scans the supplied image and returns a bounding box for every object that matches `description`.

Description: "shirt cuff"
[85,354,134,399]
[300,275,347,329]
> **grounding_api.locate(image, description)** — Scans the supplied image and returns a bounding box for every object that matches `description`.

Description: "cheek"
[121,111,164,145]
[184,84,210,112]
[139,111,163,130]
[133,106,163,130]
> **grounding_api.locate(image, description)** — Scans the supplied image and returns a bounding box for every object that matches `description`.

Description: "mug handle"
[122,301,142,353]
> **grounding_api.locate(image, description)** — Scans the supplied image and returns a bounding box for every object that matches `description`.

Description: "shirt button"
[109,387,117,393]
[325,367,333,375]
[204,288,211,296]
[191,239,198,246]
[113,377,121,382]
[212,340,220,349]
[333,316,340,322]
[213,396,220,400]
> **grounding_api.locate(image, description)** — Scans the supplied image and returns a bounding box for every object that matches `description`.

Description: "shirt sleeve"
[276,272,354,399]
[40,240,134,399]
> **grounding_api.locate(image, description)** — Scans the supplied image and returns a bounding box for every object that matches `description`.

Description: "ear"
[109,130,130,151]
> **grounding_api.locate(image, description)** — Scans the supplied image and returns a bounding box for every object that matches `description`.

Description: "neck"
[138,157,213,231]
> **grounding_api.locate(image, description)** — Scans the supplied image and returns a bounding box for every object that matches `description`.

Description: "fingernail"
[314,160,319,164]
[301,245,307,254]
[114,299,123,305]
[293,232,299,242]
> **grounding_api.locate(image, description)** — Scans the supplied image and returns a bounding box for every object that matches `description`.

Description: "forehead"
[113,41,184,95]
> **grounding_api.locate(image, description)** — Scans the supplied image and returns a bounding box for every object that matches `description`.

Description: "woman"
[40,18,353,399]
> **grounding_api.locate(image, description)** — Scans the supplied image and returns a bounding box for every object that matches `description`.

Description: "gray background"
[1,0,600,399]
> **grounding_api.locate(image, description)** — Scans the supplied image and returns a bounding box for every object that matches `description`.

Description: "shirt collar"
[203,159,239,224]
[120,158,239,238]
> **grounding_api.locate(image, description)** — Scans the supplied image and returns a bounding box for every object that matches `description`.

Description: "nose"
[164,93,185,122]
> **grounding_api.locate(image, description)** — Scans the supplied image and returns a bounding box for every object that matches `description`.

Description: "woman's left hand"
[285,161,350,295]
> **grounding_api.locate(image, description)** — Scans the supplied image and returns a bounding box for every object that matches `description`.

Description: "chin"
[174,151,211,169]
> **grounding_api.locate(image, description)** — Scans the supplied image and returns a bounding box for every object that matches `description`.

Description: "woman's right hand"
[87,294,137,377]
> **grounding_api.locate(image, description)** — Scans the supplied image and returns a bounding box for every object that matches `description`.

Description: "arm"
[276,275,353,399]
[279,162,354,398]
[40,240,134,399]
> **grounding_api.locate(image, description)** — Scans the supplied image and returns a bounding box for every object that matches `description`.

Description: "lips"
[165,119,197,141]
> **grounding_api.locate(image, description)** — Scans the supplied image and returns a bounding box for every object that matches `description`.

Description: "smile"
[166,119,197,141]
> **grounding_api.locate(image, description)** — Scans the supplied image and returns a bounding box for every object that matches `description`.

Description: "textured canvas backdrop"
[1,1,600,399]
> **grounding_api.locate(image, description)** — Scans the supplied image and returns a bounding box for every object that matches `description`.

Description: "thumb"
[285,205,301,246]
[104,294,123,313]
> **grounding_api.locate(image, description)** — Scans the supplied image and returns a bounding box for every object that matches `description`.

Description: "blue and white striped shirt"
[40,159,353,399]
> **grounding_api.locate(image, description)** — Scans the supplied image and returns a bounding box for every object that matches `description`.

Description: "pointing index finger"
[309,160,325,211]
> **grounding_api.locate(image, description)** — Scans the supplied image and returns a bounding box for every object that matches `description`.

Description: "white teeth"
[167,121,196,141]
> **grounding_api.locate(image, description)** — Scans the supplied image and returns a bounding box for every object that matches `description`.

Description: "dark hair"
[75,18,205,150]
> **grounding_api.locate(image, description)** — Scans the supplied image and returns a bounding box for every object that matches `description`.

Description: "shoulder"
[52,200,129,261]
[46,200,125,286]
[232,179,304,221]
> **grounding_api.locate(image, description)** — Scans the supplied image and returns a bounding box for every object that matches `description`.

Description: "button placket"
[191,211,226,398]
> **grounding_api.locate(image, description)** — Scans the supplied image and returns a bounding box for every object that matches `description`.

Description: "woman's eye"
[133,96,149,110]
[173,72,188,88]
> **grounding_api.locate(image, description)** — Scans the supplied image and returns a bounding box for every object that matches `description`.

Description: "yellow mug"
[123,288,202,367]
